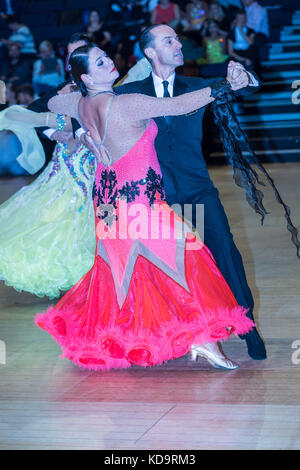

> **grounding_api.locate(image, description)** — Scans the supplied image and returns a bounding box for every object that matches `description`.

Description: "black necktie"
[162,80,171,125]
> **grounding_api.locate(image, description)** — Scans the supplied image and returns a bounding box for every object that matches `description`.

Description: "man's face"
[67,40,87,55]
[8,22,18,31]
[18,92,33,105]
[147,25,183,69]
[8,45,20,58]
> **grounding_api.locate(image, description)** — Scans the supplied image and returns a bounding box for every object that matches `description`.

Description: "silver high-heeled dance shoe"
[190,344,239,370]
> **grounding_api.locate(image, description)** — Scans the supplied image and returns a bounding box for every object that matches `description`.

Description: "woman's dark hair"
[69,43,96,96]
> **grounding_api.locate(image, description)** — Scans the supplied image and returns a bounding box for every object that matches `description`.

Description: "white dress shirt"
[152,68,258,95]
[152,71,176,97]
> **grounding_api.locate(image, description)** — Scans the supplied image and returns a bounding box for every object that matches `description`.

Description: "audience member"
[83,10,112,49]
[1,14,36,59]
[150,0,181,27]
[185,1,208,31]
[228,9,255,68]
[0,42,32,86]
[208,2,230,36]
[16,84,34,106]
[32,40,65,95]
[242,0,269,43]
[201,19,228,64]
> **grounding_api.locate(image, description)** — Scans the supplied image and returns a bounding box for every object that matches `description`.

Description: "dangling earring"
[90,81,94,85]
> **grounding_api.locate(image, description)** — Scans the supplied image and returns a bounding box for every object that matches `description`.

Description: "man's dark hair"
[17,84,34,98]
[6,14,22,25]
[69,32,90,45]
[139,25,161,60]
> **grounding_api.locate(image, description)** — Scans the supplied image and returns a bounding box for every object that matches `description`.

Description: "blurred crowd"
[0,0,271,106]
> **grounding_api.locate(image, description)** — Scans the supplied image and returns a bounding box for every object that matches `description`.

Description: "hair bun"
[69,44,95,97]
[70,73,88,96]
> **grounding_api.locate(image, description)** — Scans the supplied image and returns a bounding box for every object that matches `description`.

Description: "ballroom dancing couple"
[1,25,269,371]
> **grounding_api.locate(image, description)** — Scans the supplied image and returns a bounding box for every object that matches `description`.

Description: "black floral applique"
[119,180,141,203]
[93,169,118,227]
[93,169,118,208]
[92,167,166,226]
[144,167,165,206]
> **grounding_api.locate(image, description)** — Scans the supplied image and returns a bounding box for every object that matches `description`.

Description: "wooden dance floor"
[0,163,300,450]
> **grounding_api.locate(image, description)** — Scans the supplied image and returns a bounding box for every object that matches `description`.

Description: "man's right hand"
[226,60,250,91]
[51,130,75,144]
[57,83,74,94]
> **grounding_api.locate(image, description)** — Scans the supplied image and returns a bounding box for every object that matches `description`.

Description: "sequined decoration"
[56,113,66,131]
[45,143,96,200]
[45,148,61,183]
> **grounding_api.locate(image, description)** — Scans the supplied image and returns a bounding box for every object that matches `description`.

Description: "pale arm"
[238,27,255,46]
[117,87,215,122]
[5,107,73,131]
[48,91,81,120]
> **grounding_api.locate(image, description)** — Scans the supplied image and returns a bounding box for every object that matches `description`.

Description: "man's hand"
[51,130,75,144]
[51,130,79,154]
[79,131,100,158]
[226,60,250,91]
[57,83,74,94]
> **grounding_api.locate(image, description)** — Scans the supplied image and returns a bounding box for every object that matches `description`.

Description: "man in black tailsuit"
[115,24,266,360]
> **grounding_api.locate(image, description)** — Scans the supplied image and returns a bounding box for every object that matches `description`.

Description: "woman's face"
[89,11,100,23]
[208,21,218,34]
[40,44,52,59]
[83,47,119,87]
[210,4,219,16]
[237,13,246,26]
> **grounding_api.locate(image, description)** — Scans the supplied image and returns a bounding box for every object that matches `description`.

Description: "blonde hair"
[39,40,52,52]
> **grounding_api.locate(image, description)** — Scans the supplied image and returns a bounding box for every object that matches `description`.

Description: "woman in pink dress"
[35,45,255,372]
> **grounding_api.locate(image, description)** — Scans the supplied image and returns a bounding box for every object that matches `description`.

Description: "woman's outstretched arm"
[116,86,215,122]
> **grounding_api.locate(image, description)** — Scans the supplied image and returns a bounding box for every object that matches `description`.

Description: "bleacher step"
[237,112,300,123]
